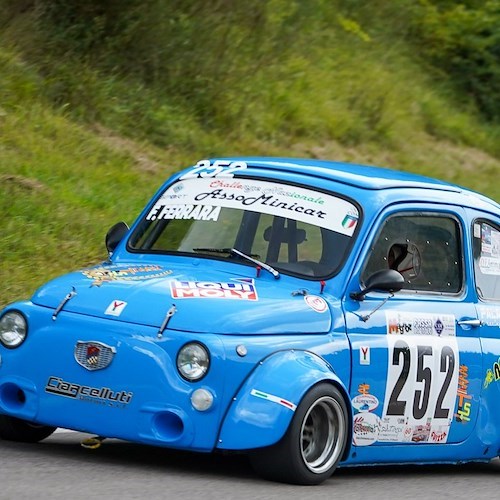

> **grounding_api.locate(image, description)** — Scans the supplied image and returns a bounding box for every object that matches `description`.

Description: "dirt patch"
[93,124,163,174]
[0,174,48,192]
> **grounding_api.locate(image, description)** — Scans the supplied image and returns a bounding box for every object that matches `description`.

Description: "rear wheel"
[0,414,56,442]
[249,383,348,485]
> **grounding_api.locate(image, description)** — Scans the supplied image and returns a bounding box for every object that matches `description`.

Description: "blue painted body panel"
[1,157,499,470]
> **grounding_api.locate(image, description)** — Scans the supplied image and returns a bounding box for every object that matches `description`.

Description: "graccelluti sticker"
[146,177,359,236]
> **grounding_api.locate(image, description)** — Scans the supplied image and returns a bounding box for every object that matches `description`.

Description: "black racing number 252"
[386,340,456,420]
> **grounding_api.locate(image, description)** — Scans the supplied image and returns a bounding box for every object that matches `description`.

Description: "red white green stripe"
[250,389,296,411]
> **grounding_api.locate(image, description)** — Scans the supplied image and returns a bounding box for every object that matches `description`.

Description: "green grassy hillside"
[1,0,499,306]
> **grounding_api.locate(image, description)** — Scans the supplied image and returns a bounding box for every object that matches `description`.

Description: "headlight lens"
[0,311,28,348]
[176,342,210,381]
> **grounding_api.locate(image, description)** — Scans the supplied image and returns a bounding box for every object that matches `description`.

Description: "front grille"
[74,341,116,371]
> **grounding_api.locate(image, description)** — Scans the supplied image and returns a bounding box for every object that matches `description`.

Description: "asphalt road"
[0,431,498,500]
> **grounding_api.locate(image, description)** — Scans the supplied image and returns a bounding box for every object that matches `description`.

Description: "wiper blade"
[230,248,280,279]
[193,247,260,258]
[192,247,279,279]
[193,247,232,254]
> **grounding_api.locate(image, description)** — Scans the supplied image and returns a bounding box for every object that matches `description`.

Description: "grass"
[0,3,499,307]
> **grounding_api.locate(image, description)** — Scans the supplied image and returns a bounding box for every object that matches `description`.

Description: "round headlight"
[0,311,28,348]
[176,342,210,381]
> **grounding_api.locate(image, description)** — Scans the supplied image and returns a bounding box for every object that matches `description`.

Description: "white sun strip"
[146,177,359,236]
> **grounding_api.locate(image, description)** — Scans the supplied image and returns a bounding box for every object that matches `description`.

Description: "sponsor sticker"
[386,311,456,337]
[455,364,472,423]
[304,295,328,313]
[377,416,412,443]
[429,426,448,443]
[411,422,431,443]
[82,265,173,287]
[170,278,258,300]
[352,394,379,413]
[479,256,500,276]
[105,300,127,316]
[360,346,370,365]
[352,412,380,446]
[45,376,133,409]
[484,356,500,389]
[478,305,500,327]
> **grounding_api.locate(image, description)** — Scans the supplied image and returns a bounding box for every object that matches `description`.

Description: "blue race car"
[0,158,499,485]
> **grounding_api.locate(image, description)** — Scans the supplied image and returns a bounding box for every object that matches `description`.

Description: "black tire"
[0,414,57,443]
[249,383,348,485]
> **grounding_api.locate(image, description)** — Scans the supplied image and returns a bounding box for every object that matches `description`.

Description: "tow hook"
[81,435,106,449]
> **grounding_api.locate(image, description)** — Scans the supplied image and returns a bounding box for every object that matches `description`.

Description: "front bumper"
[0,303,230,452]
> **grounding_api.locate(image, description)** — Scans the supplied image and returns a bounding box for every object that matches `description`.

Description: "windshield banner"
[146,178,359,236]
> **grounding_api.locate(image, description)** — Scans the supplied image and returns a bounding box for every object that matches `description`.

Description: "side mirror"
[350,269,404,301]
[105,221,129,255]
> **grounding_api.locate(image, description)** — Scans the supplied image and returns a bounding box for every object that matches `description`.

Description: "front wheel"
[249,383,349,485]
[0,414,57,442]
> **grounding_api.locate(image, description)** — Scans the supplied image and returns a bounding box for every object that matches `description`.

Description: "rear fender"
[216,349,348,450]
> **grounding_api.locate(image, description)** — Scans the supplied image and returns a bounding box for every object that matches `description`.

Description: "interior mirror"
[350,269,404,301]
[105,221,129,254]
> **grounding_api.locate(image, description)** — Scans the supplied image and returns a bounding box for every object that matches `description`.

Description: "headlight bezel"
[0,310,28,349]
[176,341,210,382]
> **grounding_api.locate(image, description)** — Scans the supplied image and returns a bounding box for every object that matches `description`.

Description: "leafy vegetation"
[0,0,499,306]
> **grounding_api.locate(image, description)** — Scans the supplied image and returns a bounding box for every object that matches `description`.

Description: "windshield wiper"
[193,247,233,254]
[192,247,280,279]
[230,248,280,279]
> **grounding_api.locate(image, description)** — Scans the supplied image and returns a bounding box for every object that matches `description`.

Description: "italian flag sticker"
[250,389,296,411]
[342,214,358,229]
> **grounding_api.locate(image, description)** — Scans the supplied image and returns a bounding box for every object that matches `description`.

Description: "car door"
[344,206,482,450]
[467,212,500,447]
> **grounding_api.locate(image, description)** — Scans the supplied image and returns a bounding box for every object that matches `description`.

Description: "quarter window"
[472,221,500,301]
[362,214,462,293]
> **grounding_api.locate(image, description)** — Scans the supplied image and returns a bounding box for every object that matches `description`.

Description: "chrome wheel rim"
[300,395,346,474]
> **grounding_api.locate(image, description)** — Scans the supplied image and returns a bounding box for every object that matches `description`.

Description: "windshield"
[128,177,360,278]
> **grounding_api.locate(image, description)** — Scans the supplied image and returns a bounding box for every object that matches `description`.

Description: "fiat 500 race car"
[0,158,499,485]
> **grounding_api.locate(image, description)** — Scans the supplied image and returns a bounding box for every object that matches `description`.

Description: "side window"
[473,220,500,301]
[362,214,462,293]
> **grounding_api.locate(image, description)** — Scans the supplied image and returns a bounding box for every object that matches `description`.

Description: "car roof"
[215,156,499,212]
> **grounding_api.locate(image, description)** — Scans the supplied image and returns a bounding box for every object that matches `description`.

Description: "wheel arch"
[216,349,352,452]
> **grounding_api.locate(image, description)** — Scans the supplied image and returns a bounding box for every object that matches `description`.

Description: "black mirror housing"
[105,221,129,254]
[350,269,404,301]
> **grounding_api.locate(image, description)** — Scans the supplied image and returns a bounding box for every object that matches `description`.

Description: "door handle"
[457,318,482,328]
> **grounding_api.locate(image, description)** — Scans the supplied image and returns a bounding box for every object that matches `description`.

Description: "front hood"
[31,262,333,334]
